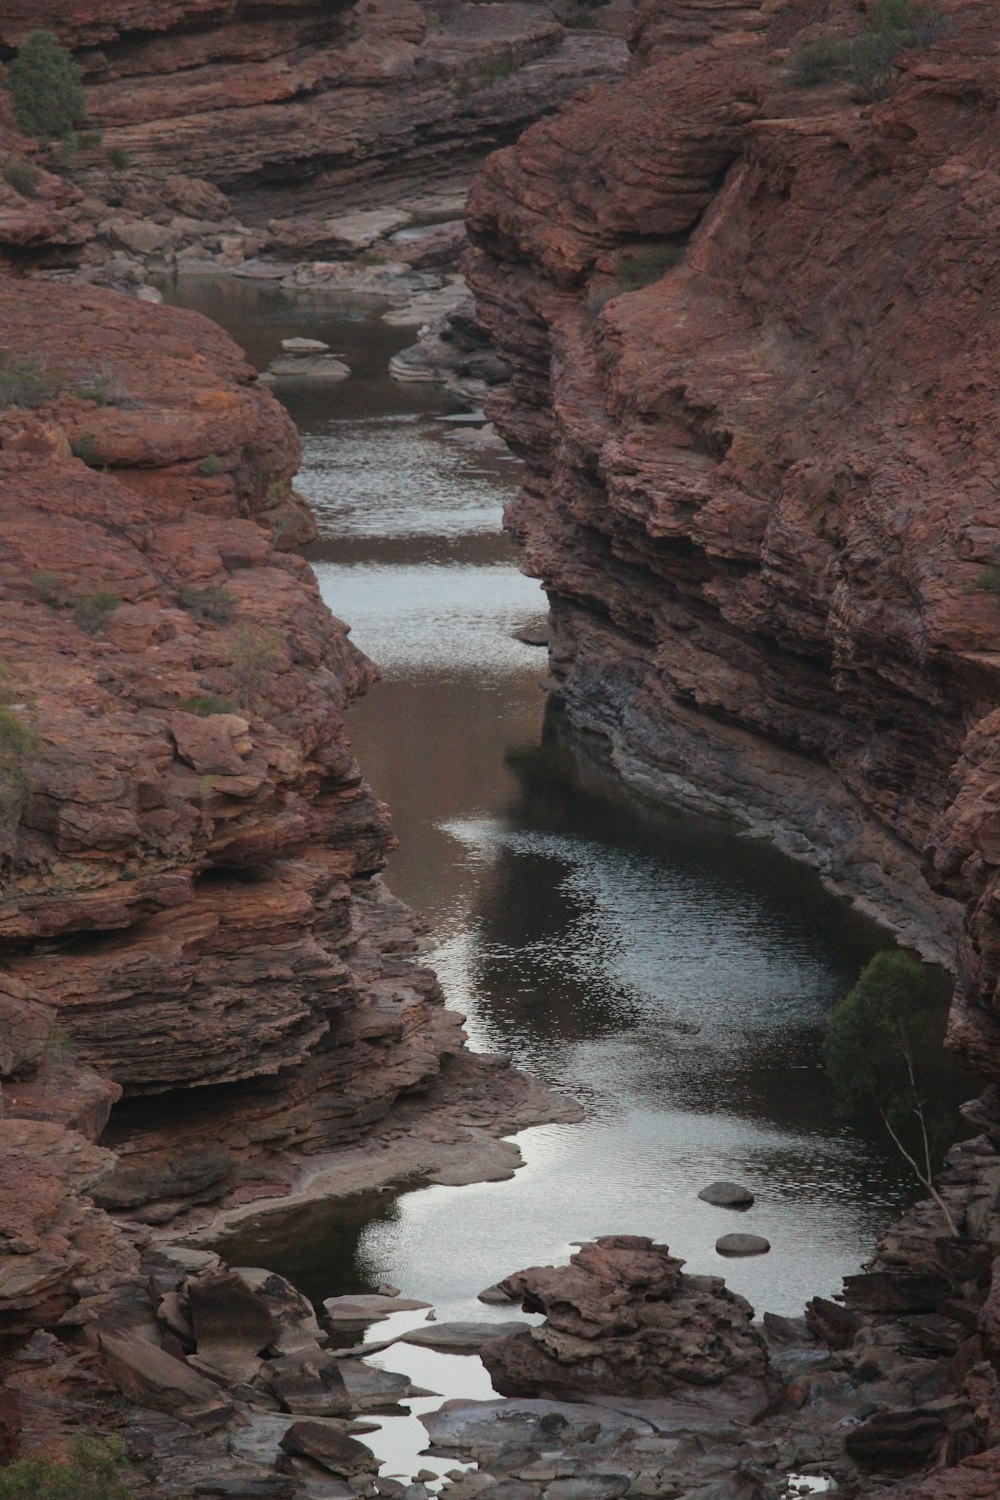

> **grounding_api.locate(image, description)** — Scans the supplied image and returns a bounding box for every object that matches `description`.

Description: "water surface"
[167,276,927,1323]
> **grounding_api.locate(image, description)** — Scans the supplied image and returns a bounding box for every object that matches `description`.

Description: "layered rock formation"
[0,270,573,1388]
[0,2,629,225]
[466,0,1000,988]
[481,1234,776,1403]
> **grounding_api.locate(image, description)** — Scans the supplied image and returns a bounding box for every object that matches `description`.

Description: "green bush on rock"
[6,30,84,141]
[0,1435,130,1500]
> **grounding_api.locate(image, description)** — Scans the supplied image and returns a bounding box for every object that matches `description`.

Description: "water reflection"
[166,278,948,1321]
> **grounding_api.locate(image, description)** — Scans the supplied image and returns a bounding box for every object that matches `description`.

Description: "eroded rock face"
[466,0,1000,1008]
[481,1234,775,1400]
[0,2,629,218]
[0,274,509,1240]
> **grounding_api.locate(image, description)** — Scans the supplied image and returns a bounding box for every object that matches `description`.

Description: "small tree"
[6,30,84,141]
[823,951,961,1235]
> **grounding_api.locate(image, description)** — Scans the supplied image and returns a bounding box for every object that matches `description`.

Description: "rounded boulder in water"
[698,1181,755,1209]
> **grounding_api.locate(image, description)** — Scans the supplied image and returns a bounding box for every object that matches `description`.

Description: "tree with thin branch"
[823,951,962,1236]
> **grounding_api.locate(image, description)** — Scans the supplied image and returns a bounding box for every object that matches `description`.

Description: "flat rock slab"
[546,1477,631,1500]
[264,356,350,381]
[97,1328,234,1430]
[322,1294,430,1326]
[280,1419,378,1476]
[421,1399,655,1456]
[478,1283,515,1306]
[399,1321,528,1353]
[339,1360,434,1409]
[281,337,330,353]
[698,1182,754,1209]
[715,1233,770,1257]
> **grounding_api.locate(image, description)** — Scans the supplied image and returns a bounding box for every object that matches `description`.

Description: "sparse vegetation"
[789,0,945,98]
[2,158,41,197]
[615,242,682,291]
[76,129,104,148]
[478,55,518,82]
[6,30,84,141]
[0,351,64,411]
[73,591,121,636]
[28,571,67,608]
[107,145,130,171]
[177,584,238,623]
[0,1434,130,1500]
[228,621,284,708]
[0,664,39,840]
[71,433,98,465]
[823,951,966,1234]
[198,452,224,477]
[176,694,236,717]
[975,565,1000,594]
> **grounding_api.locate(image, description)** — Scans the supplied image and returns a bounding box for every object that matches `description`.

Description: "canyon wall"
[466,0,1000,1049]
[0,1,629,222]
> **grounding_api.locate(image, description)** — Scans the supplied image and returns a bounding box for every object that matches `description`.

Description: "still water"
[168,278,919,1325]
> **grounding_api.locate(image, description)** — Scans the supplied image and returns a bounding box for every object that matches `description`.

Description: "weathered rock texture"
[466,0,1000,992]
[482,1234,775,1401]
[0,2,629,223]
[0,269,571,1366]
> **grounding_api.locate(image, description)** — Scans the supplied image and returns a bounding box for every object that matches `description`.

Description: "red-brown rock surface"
[0,2,629,220]
[482,1234,775,1401]
[0,273,567,1260]
[467,0,1000,976]
[465,0,1000,1490]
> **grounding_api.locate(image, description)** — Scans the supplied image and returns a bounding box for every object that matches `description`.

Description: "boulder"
[186,1268,280,1384]
[279,1419,378,1476]
[715,1234,770,1257]
[400,1321,528,1352]
[96,1327,234,1429]
[481,1236,775,1401]
[698,1182,754,1209]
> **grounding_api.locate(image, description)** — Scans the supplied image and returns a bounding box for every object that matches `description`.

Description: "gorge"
[3,1,1000,1498]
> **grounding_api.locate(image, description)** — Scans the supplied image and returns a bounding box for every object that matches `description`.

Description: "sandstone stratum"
[4,0,1000,1496]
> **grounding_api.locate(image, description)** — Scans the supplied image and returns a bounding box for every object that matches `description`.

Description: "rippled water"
[166,278,933,1324]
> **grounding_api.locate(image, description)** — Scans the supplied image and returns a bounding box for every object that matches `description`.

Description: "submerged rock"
[698,1181,754,1208]
[715,1233,770,1257]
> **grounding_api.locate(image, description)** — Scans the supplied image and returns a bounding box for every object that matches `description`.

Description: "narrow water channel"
[166,275,923,1360]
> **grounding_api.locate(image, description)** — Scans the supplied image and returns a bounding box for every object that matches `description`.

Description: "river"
[165,275,934,1471]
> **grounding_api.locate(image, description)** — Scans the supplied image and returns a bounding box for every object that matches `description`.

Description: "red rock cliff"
[467,0,1000,1055]
[0,1,629,219]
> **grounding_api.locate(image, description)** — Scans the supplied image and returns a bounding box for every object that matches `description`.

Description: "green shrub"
[2,158,41,196]
[0,1434,130,1500]
[176,694,235,717]
[478,55,518,82]
[228,621,284,708]
[789,34,852,87]
[616,242,681,291]
[71,433,98,465]
[106,145,129,170]
[177,584,238,623]
[0,665,39,837]
[789,0,944,97]
[198,452,224,476]
[28,571,66,607]
[976,565,1000,594]
[823,951,965,1233]
[0,351,64,410]
[6,31,84,141]
[73,591,120,636]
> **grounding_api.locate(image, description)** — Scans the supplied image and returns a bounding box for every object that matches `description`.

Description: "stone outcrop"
[481,1234,776,1402]
[466,0,1000,994]
[0,2,629,225]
